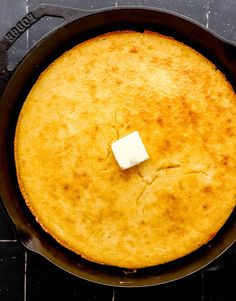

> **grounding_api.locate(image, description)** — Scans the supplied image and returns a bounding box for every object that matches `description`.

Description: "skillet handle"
[0,4,91,93]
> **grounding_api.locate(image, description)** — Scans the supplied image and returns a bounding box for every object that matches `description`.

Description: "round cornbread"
[15,31,236,268]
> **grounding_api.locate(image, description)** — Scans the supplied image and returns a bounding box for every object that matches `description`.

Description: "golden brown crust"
[15,31,236,268]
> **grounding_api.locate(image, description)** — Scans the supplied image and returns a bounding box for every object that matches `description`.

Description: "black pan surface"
[0,4,235,287]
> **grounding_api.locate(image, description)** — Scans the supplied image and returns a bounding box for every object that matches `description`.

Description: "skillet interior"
[0,8,235,287]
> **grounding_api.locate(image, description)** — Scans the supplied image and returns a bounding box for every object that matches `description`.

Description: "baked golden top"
[15,31,236,268]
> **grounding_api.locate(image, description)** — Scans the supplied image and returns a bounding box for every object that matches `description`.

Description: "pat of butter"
[111,131,149,170]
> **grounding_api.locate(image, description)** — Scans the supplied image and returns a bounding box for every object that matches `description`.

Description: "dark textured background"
[0,1,235,300]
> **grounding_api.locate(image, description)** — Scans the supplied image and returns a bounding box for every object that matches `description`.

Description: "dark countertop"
[0,1,235,300]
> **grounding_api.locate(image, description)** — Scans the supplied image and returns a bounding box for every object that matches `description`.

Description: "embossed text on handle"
[5,12,36,43]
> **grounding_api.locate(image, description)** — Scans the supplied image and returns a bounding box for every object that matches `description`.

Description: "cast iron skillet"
[0,4,235,287]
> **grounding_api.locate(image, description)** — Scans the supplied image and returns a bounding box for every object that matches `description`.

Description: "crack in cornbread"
[15,31,236,268]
